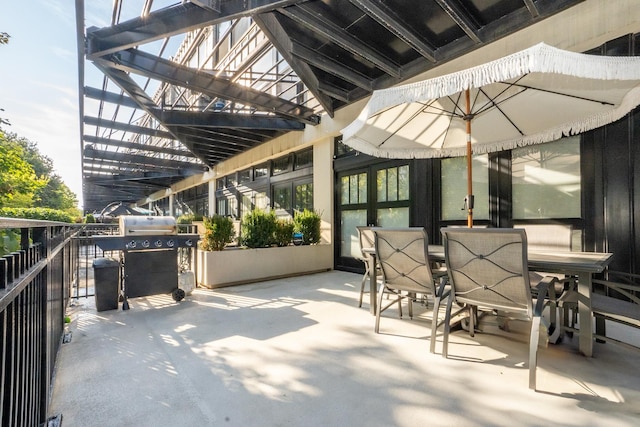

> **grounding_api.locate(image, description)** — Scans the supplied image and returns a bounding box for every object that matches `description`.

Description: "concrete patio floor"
[48,270,640,426]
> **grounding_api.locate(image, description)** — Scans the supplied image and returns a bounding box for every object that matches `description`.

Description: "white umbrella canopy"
[341,43,640,226]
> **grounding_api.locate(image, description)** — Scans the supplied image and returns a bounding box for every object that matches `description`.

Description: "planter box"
[197,244,332,288]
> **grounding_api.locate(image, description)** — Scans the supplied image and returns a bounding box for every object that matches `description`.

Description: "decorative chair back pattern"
[375,228,436,295]
[442,228,532,318]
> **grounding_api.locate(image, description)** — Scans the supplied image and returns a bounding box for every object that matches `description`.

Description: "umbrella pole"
[465,89,473,228]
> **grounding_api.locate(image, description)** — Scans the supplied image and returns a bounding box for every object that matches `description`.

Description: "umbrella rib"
[477,87,525,136]
[377,99,447,148]
[508,82,616,106]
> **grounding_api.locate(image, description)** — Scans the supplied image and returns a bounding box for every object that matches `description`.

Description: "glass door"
[336,162,410,270]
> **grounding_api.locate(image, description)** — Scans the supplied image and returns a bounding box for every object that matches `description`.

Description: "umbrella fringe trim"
[342,42,640,158]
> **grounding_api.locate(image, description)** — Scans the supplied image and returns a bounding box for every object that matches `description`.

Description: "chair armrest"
[532,276,558,317]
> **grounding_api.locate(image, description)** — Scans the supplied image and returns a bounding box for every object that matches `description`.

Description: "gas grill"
[92,216,199,305]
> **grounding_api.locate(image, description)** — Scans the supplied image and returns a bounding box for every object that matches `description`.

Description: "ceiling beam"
[434,0,482,44]
[83,116,174,139]
[85,0,302,58]
[93,49,319,124]
[349,0,436,62]
[154,110,305,130]
[278,5,402,78]
[254,12,335,116]
[290,42,372,91]
[84,87,140,109]
[84,147,206,171]
[83,135,196,158]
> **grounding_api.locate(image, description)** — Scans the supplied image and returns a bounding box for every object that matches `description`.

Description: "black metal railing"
[0,218,79,427]
[72,223,120,298]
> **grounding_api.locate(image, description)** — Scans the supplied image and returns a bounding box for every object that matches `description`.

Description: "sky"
[2,2,84,208]
[0,2,120,211]
[1,1,187,212]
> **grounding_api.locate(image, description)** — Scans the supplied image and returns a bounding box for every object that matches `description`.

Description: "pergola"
[76,0,582,213]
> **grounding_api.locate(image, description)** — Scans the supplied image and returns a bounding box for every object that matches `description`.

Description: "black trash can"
[93,258,120,312]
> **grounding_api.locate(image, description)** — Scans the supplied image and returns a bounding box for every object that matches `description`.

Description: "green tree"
[35,174,78,211]
[0,130,45,207]
[14,134,54,177]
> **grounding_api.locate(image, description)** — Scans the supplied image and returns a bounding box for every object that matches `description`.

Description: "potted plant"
[240,208,276,248]
[274,218,294,247]
[293,209,321,245]
[200,214,236,251]
[197,208,330,288]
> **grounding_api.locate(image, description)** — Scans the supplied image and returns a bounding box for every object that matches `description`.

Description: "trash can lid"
[92,257,120,268]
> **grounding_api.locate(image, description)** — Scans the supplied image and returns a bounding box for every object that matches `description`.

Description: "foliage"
[176,213,204,224]
[201,215,235,251]
[85,213,96,223]
[274,218,294,247]
[0,207,74,223]
[241,208,277,248]
[35,175,78,211]
[293,209,322,245]
[0,229,20,257]
[0,131,45,207]
[0,131,78,211]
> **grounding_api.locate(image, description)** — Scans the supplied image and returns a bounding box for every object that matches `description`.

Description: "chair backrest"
[514,224,573,252]
[374,228,436,294]
[356,226,376,261]
[441,227,532,317]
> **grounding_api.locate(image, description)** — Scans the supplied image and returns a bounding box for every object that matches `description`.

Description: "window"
[238,169,251,184]
[294,182,313,213]
[175,184,209,217]
[272,155,290,175]
[226,174,238,187]
[376,165,410,227]
[254,163,268,179]
[273,185,292,213]
[377,165,409,202]
[341,173,367,205]
[294,149,313,170]
[441,155,489,221]
[512,137,580,219]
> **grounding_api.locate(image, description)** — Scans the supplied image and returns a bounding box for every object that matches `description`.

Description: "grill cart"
[92,216,199,309]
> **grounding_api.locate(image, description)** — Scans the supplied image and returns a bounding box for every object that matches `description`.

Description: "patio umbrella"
[341,42,640,226]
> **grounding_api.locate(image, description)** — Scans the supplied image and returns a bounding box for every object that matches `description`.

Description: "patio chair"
[438,227,558,390]
[373,228,449,347]
[356,226,380,308]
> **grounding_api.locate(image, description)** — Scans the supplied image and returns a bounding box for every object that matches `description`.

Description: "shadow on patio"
[49,271,640,426]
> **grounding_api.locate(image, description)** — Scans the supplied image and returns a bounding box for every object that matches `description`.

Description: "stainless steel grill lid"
[119,216,177,236]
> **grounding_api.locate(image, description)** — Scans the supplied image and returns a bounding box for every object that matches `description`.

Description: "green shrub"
[293,209,321,245]
[241,209,277,248]
[0,207,74,223]
[200,215,235,251]
[274,218,294,247]
[0,229,20,256]
[176,214,193,224]
[85,213,96,223]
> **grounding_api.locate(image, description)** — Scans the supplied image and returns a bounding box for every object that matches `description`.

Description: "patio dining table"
[363,245,613,357]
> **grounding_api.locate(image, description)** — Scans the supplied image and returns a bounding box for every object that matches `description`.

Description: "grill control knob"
[154,240,163,248]
[142,240,150,248]
[185,239,193,247]
[128,240,137,249]
[166,239,175,248]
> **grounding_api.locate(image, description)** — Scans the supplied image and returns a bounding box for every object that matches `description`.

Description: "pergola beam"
[86,0,302,58]
[83,135,196,158]
[93,49,319,124]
